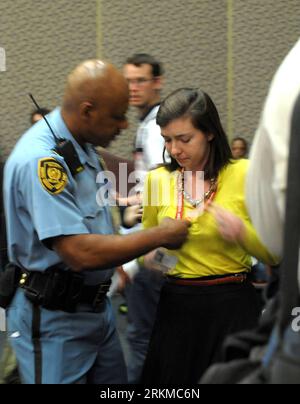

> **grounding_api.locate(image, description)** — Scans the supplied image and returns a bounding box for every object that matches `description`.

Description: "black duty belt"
[18,266,111,313]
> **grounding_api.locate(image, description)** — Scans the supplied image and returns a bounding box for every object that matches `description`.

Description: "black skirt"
[141,279,261,384]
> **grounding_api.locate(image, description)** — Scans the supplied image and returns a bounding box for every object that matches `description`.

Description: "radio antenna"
[28,93,84,176]
[28,93,59,144]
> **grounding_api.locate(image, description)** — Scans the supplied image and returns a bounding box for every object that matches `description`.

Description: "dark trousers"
[125,267,164,384]
[142,280,261,384]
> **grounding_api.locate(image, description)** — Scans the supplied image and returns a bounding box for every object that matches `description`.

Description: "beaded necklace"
[176,168,217,219]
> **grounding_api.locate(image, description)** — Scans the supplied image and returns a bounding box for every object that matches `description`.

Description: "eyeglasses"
[126,78,154,86]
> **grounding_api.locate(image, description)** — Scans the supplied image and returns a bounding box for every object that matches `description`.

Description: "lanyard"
[175,169,217,220]
[176,169,184,220]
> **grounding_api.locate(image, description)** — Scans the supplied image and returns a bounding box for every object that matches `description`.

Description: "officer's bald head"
[61,60,129,147]
[63,60,128,111]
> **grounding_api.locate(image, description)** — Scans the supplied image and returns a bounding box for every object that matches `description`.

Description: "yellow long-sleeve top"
[142,159,278,278]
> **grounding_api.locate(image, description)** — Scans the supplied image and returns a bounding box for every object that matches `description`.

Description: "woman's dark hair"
[157,88,232,179]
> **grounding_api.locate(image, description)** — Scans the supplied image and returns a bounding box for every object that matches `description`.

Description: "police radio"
[29,94,84,176]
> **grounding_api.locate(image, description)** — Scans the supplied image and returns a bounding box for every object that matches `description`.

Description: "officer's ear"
[79,101,94,122]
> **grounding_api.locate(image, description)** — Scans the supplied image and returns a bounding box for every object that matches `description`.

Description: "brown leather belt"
[167,274,248,287]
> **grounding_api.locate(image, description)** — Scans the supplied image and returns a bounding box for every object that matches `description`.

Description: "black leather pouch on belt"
[0,263,22,309]
[21,267,84,313]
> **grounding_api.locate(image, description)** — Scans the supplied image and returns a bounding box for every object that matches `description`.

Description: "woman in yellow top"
[141,88,278,384]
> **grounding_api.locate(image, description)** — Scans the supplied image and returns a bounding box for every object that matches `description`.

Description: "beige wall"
[101,0,227,157]
[233,0,300,141]
[101,0,300,156]
[0,0,97,158]
[0,0,299,160]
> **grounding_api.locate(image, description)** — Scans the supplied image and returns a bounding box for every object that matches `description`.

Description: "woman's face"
[161,116,213,172]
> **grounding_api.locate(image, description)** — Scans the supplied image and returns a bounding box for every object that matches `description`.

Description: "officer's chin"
[96,130,120,148]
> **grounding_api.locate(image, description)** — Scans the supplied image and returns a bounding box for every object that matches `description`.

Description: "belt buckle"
[92,283,110,311]
[234,274,246,283]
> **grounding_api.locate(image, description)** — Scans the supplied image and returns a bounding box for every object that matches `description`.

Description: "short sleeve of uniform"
[19,157,89,242]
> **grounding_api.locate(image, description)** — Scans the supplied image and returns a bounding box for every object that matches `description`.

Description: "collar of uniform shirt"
[52,107,98,169]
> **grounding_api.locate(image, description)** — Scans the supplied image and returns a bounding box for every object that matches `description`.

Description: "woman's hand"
[207,203,246,243]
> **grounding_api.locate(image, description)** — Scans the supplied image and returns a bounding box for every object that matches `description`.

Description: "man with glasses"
[122,54,166,383]
[124,53,165,176]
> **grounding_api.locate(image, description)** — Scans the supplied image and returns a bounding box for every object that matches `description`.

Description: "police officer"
[3,60,189,384]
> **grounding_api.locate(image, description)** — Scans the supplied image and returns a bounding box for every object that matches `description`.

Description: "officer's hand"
[159,217,190,250]
[123,205,143,227]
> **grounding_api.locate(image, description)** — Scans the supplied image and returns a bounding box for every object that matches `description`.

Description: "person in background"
[231,136,248,159]
[231,135,268,297]
[30,108,50,125]
[246,38,300,265]
[140,88,278,384]
[246,38,300,383]
[122,53,166,383]
[124,53,165,174]
[3,60,189,384]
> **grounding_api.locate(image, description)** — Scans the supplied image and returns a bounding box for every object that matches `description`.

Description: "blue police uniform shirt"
[4,108,115,284]
[4,109,128,384]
